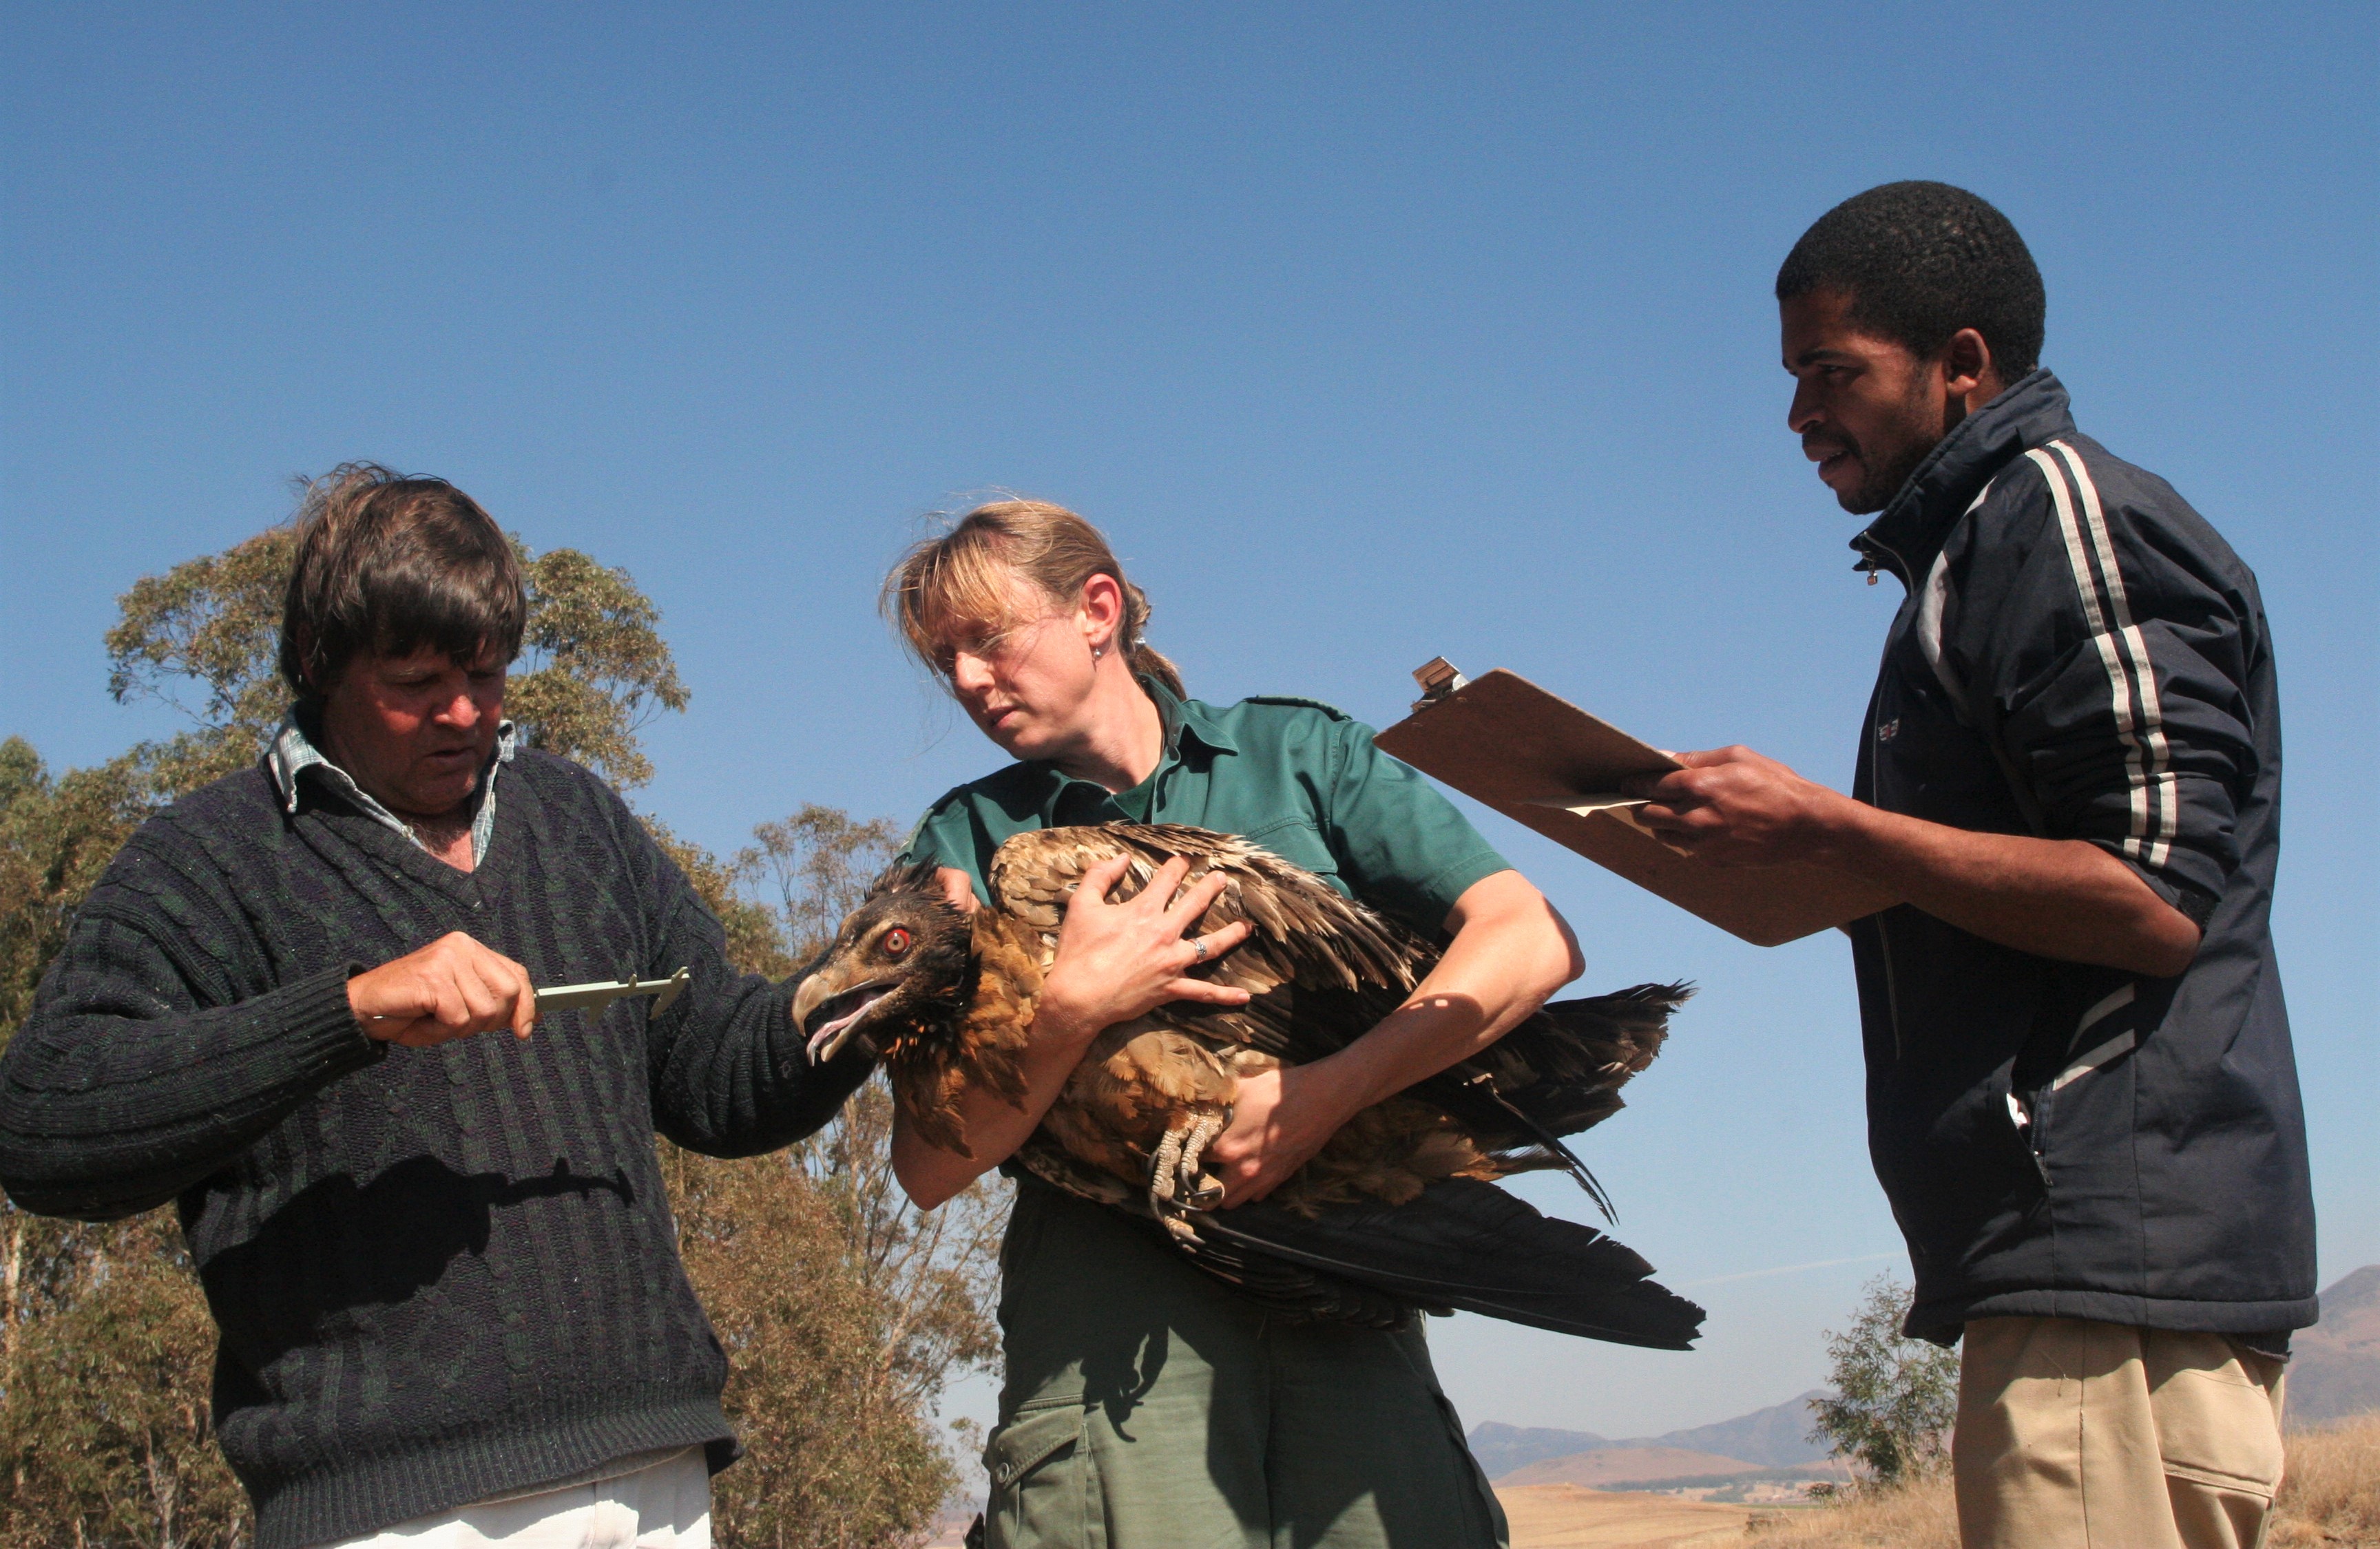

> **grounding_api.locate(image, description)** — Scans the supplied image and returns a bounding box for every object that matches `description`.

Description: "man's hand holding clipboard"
[1372,662,1895,947]
[1381,662,2201,969]
[1622,744,1861,867]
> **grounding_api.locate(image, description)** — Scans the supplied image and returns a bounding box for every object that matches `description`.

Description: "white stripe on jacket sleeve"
[2024,442,2177,868]
[1914,480,2001,715]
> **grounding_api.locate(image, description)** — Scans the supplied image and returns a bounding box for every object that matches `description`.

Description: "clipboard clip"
[1408,657,1470,713]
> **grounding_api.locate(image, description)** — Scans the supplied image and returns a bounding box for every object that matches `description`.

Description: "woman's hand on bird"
[1034,854,1251,1043]
[1209,1062,1361,1206]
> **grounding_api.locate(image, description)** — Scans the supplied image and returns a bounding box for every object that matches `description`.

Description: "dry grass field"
[926,1416,2380,1548]
[1494,1414,2380,1549]
[1727,1477,1960,1549]
[1494,1483,1760,1547]
[2268,1415,2380,1548]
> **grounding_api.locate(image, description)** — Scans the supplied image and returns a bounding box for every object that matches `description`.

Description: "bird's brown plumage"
[795,824,1704,1342]
[797,823,1678,1219]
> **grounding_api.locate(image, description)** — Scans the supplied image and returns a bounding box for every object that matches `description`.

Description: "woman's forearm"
[1324,870,1583,1113]
[891,1007,1099,1210]
[1208,870,1583,1203]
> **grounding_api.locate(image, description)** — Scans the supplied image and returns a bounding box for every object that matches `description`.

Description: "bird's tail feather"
[1428,982,1689,1140]
[1468,1079,1617,1222]
[1189,1177,1704,1350]
[1406,982,1687,1219]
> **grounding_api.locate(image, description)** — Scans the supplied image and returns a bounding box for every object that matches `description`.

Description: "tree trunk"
[146,1426,180,1549]
[1,1210,22,1362]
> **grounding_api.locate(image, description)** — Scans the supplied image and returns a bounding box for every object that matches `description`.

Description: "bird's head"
[791,861,977,1066]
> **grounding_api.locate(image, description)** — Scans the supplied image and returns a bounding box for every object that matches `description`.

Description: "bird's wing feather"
[988,823,1431,1062]
[1190,1177,1706,1349]
[990,823,1692,1229]
[1417,982,1691,1144]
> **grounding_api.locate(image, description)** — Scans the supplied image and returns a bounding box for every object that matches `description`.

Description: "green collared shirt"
[899,679,1509,938]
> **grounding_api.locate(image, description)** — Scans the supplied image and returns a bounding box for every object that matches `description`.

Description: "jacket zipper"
[1852,529,1910,586]
[1863,684,1907,1064]
[1857,540,1910,1063]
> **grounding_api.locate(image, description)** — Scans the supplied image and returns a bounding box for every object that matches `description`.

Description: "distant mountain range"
[1472,1261,2379,1484]
[1465,1423,1618,1478]
[2293,1264,2380,1426]
[1469,1389,1832,1477]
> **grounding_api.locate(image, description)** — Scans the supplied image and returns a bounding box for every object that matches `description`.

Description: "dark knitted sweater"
[0,750,870,1547]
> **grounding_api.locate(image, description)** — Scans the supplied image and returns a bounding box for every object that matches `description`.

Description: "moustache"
[1802,432,1856,463]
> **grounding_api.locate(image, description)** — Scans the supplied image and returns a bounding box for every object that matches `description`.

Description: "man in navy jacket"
[1631,182,2314,1548]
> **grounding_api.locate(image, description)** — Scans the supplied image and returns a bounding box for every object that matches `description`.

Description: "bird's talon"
[1148,1110,1228,1235]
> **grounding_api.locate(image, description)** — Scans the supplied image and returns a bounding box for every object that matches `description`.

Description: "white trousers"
[315,1447,711,1548]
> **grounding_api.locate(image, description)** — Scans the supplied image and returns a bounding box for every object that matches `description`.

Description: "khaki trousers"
[1956,1316,2286,1549]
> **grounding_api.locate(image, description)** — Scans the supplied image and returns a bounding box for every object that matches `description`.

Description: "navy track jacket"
[1844,370,2315,1343]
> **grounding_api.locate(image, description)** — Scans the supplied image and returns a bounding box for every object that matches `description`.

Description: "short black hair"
[279,462,528,702]
[1777,181,2045,378]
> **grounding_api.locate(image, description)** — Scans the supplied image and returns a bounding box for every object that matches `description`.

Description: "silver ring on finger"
[1191,936,1209,964]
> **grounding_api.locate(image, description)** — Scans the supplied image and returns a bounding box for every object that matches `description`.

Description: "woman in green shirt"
[886,500,1583,1549]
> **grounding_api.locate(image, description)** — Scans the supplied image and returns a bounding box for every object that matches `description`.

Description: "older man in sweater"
[0,464,872,1548]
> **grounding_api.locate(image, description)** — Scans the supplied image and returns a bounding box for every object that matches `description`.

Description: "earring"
[1092,644,1106,660]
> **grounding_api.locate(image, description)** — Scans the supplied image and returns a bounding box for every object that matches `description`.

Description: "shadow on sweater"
[202,1155,636,1366]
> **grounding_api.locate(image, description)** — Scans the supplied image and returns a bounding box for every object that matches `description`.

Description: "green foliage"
[665,1142,958,1549]
[647,813,802,983]
[0,739,148,1047]
[797,1083,1005,1420]
[644,803,908,990]
[651,786,1003,1545]
[508,546,689,789]
[0,1212,249,1546]
[1808,1275,1959,1487]
[2,520,1000,1548]
[104,527,295,746]
[625,780,1005,1549]
[698,799,1008,1471]
[742,805,906,964]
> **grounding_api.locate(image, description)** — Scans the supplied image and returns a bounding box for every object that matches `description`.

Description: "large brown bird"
[792,823,1704,1348]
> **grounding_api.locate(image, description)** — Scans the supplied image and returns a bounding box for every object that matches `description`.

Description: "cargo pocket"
[983,1404,1102,1549]
[2147,1334,2286,1499]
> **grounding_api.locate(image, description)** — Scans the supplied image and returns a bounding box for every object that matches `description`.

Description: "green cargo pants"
[981,1180,1509,1549]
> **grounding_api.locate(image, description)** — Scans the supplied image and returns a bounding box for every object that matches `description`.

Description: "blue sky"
[5,4,2374,1442]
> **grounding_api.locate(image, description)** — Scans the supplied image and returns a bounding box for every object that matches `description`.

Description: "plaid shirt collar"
[267,709,518,864]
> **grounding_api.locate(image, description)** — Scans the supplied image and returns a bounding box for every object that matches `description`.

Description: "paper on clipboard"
[1532,793,1648,816]
[1525,794,1691,856]
[1372,663,1893,947]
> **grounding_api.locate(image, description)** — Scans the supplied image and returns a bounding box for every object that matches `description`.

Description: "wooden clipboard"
[1372,665,1894,947]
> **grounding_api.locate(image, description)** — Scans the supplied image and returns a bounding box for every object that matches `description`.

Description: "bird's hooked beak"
[791,969,895,1066]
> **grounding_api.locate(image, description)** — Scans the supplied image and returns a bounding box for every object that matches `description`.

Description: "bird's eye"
[881,927,912,958]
